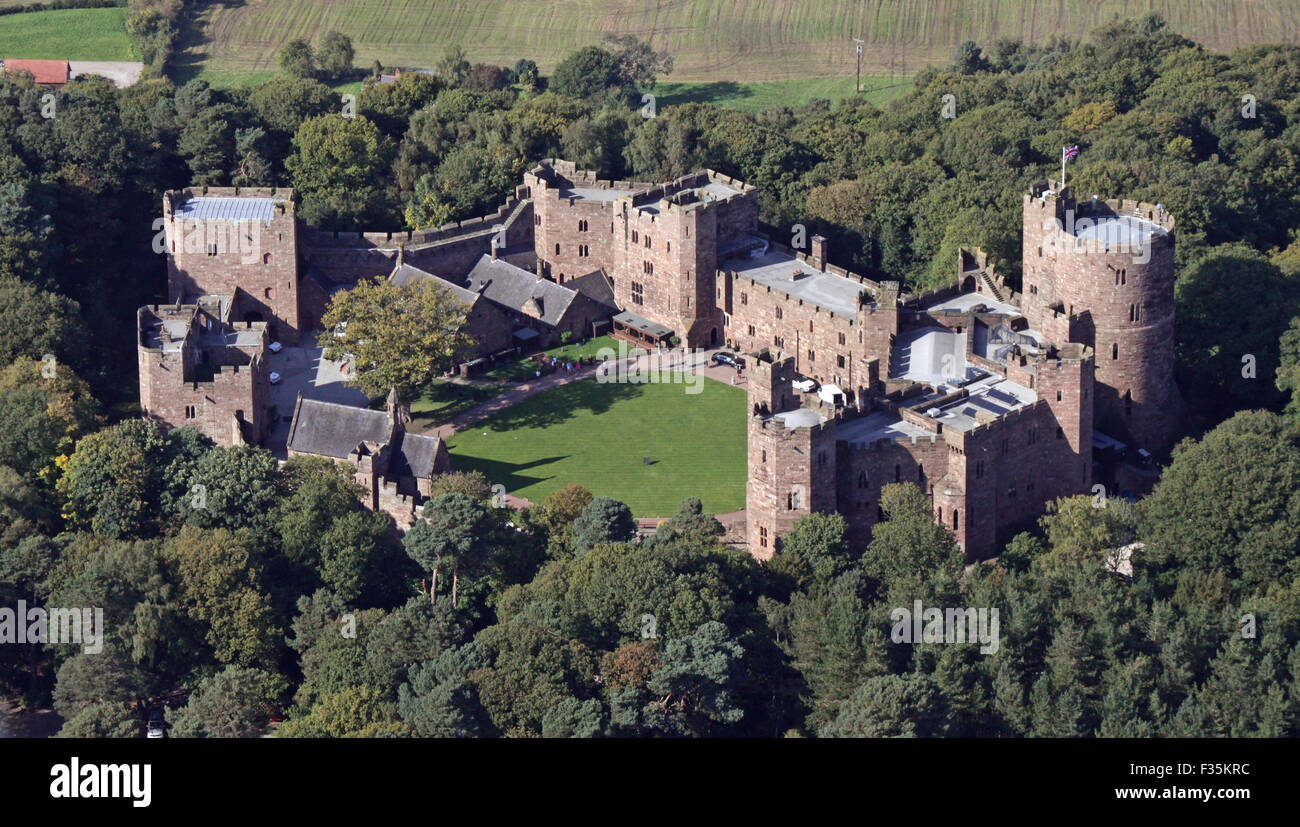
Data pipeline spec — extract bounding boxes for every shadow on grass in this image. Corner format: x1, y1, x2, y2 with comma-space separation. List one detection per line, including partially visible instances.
448, 453, 566, 494
656, 81, 752, 107
405, 382, 500, 425
476, 376, 646, 432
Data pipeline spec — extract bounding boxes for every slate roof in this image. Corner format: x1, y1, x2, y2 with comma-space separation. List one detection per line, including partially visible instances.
391, 431, 442, 479
388, 263, 481, 305
287, 398, 392, 460
174, 196, 277, 224
566, 269, 618, 310
464, 255, 578, 326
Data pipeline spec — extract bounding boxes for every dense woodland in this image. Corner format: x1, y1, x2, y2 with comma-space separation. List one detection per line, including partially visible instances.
2, 15, 1300, 736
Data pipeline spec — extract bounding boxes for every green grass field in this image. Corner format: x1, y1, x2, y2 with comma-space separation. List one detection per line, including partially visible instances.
0, 8, 135, 61
184, 0, 1299, 83
400, 381, 501, 427
447, 373, 746, 517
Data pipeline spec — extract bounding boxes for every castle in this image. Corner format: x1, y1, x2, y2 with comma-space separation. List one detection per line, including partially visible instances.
139, 160, 1175, 559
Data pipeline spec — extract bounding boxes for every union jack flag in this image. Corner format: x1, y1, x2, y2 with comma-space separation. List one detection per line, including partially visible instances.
1063, 145, 1080, 161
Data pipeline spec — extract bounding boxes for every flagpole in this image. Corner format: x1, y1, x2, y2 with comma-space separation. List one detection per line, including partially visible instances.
1061, 147, 1066, 191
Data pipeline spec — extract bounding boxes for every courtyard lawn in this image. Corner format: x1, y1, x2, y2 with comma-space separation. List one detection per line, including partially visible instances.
404, 381, 500, 427
483, 335, 624, 383
447, 372, 746, 517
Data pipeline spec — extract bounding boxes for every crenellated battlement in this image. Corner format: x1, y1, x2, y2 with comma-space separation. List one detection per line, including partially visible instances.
303, 185, 530, 250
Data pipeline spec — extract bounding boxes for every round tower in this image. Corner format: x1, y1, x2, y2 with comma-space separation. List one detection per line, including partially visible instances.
1026, 187, 1176, 450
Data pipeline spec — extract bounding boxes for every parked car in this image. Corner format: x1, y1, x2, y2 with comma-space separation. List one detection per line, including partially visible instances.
711, 351, 743, 369
146, 711, 166, 739
792, 377, 817, 393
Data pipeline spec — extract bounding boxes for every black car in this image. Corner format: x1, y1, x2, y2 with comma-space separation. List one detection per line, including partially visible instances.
711, 351, 743, 369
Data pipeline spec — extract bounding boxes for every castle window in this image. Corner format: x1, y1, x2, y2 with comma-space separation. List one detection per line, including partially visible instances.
975, 459, 984, 479
1121, 269, 1127, 285
643, 261, 653, 274
808, 349, 815, 363
775, 306, 783, 320
952, 510, 959, 530
787, 491, 799, 510
1056, 427, 1064, 439
857, 470, 868, 489
759, 526, 768, 547
555, 243, 561, 255
263, 253, 271, 265
1028, 428, 1037, 445
631, 282, 644, 306
1134, 303, 1141, 322
644, 235, 651, 249
207, 243, 217, 256
666, 242, 670, 252
1125, 390, 1132, 417
579, 245, 590, 257
774, 335, 785, 349
1037, 246, 1042, 257
578, 219, 588, 232
535, 215, 541, 226
632, 230, 638, 243
748, 325, 756, 337
184, 405, 196, 419
838, 332, 846, 346
762, 449, 766, 463
741, 292, 748, 305
808, 320, 813, 333
1056, 390, 1062, 401
1112, 343, 1118, 360
837, 354, 846, 369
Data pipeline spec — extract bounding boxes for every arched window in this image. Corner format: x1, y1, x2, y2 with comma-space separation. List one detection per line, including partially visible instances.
263, 253, 272, 265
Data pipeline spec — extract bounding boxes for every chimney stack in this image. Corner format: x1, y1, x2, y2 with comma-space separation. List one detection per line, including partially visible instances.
810, 235, 828, 271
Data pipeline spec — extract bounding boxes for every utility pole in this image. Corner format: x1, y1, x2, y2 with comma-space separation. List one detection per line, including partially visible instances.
853, 38, 865, 93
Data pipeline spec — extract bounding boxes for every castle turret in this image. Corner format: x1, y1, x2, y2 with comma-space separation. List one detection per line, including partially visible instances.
1021, 182, 1175, 449
745, 351, 837, 558
164, 187, 301, 343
